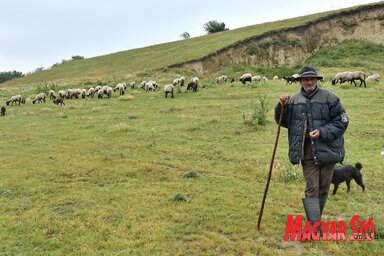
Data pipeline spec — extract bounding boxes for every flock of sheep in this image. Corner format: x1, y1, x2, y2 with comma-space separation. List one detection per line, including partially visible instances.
0, 76, 202, 115
331, 71, 380, 87
1, 71, 381, 117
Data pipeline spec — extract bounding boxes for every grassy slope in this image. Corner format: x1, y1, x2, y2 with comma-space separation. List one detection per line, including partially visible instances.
0, 78, 383, 254
3, 2, 382, 86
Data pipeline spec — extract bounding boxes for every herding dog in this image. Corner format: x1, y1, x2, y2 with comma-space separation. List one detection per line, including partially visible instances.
331, 162, 365, 195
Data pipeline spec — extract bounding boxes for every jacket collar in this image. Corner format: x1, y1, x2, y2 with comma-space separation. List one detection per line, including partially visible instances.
301, 85, 319, 99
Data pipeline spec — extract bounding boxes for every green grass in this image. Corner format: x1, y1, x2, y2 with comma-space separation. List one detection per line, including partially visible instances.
3, 1, 383, 86
0, 78, 383, 255
306, 39, 384, 71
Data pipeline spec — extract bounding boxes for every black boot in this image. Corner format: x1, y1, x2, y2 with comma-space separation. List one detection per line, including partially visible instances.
302, 197, 321, 241
319, 195, 328, 218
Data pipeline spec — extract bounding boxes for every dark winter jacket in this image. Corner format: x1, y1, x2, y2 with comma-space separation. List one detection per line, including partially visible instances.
275, 86, 349, 165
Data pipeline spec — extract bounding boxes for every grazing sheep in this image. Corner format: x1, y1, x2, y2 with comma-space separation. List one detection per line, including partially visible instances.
239, 73, 252, 84
164, 84, 174, 98
173, 78, 181, 86
58, 90, 66, 100
98, 89, 104, 99
141, 81, 147, 89
367, 74, 381, 82
48, 90, 56, 100
187, 77, 199, 92
172, 76, 186, 86
130, 81, 136, 89
143, 82, 155, 92
230, 78, 235, 83
86, 88, 95, 98
98, 86, 113, 97
1, 107, 5, 116
53, 98, 65, 106
106, 87, 113, 98
332, 71, 366, 87
262, 76, 268, 81
67, 89, 81, 99
73, 89, 82, 99
216, 75, 227, 84
113, 83, 126, 95
6, 95, 25, 106
350, 71, 367, 87
94, 85, 102, 92
273, 75, 279, 80
251, 75, 262, 82
32, 93, 46, 104
179, 76, 185, 86
331, 72, 351, 85
81, 89, 87, 99
148, 80, 158, 88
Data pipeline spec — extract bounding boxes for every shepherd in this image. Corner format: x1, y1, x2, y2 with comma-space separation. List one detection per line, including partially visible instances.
274, 66, 349, 237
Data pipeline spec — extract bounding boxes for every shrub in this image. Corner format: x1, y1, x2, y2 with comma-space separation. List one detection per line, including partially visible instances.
184, 171, 198, 179
35, 81, 59, 94
171, 193, 188, 202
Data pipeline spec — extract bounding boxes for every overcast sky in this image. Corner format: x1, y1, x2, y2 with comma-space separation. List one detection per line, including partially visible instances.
0, 0, 380, 73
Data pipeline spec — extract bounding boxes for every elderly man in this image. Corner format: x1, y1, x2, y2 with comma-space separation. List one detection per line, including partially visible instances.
275, 66, 349, 237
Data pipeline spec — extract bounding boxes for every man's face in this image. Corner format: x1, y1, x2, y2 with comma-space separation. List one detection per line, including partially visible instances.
300, 77, 317, 94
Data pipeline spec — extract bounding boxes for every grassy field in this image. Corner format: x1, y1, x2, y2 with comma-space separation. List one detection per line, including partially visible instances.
3, 2, 383, 86
0, 75, 383, 255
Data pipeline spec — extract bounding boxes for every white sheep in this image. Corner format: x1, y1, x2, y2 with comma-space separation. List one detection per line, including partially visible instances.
106, 87, 113, 98
97, 89, 104, 99
141, 81, 147, 89
94, 85, 102, 92
350, 71, 367, 87
179, 76, 185, 86
144, 82, 155, 92
173, 78, 181, 86
239, 73, 252, 84
332, 71, 366, 87
58, 90, 66, 100
87, 88, 95, 98
273, 76, 279, 80
6, 95, 25, 106
148, 80, 158, 88
367, 74, 381, 82
130, 81, 136, 89
113, 83, 126, 95
32, 93, 46, 104
251, 76, 262, 82
216, 75, 227, 84
332, 72, 351, 85
262, 76, 268, 81
48, 90, 56, 100
81, 89, 87, 99
164, 84, 175, 98
187, 77, 199, 92
68, 89, 82, 99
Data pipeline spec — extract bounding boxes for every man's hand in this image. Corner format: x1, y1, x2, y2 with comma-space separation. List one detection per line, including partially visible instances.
309, 129, 320, 139
279, 95, 290, 106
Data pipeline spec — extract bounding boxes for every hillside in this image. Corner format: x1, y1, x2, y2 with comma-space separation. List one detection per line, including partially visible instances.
3, 1, 384, 86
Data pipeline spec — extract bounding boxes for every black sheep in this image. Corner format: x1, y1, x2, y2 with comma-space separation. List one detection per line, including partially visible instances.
1, 107, 5, 116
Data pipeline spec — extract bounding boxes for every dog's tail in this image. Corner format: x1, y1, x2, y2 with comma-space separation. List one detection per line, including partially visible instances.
355, 162, 363, 171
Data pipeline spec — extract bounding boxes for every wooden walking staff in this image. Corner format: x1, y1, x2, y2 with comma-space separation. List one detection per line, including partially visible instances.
257, 103, 285, 230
